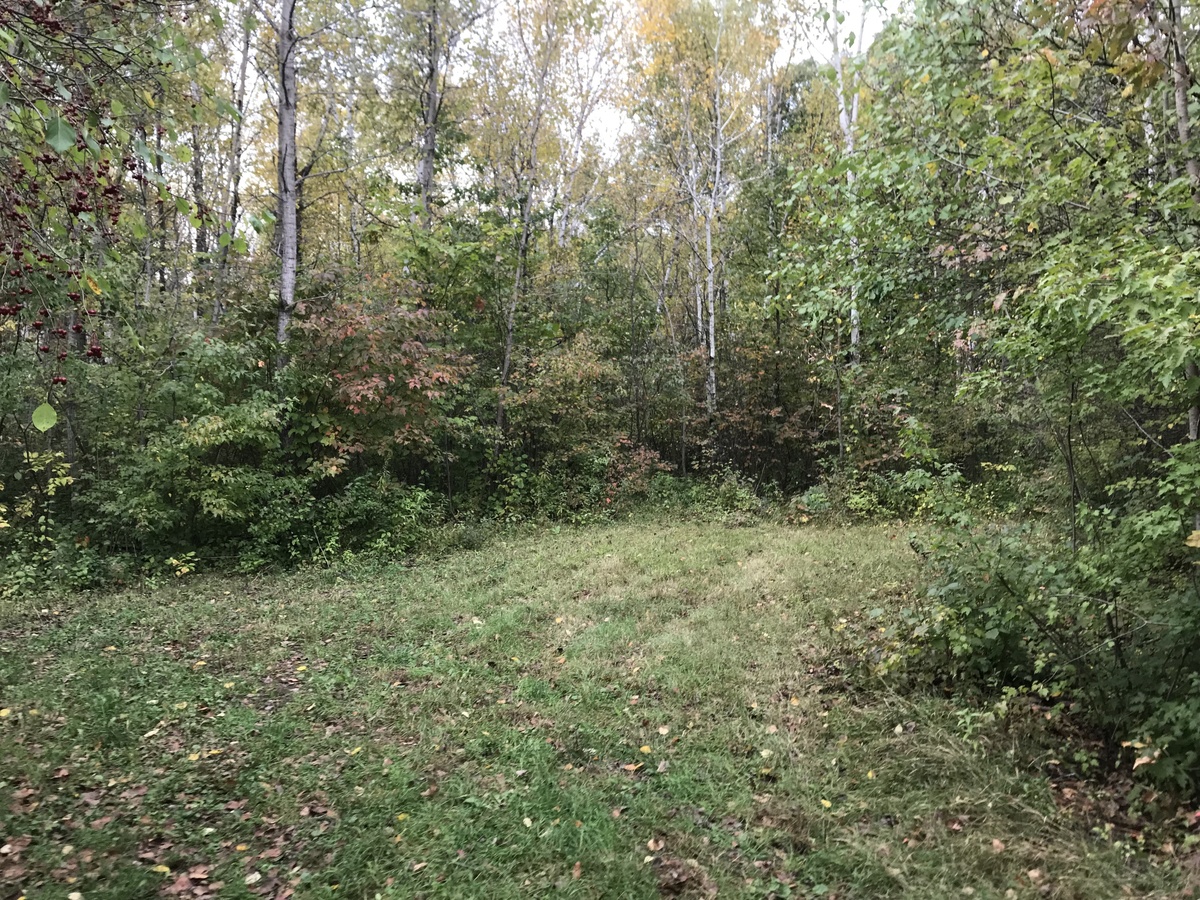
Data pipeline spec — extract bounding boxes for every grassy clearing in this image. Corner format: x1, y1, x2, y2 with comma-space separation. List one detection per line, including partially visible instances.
0, 520, 1183, 899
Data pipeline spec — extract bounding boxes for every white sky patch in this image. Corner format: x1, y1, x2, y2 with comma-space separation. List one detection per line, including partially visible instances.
586, 0, 901, 161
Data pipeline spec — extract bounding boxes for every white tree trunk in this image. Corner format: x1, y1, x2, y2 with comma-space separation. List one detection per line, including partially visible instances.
829, 0, 863, 365
1167, 0, 1199, 442
416, 0, 441, 226
275, 0, 299, 353
213, 10, 251, 323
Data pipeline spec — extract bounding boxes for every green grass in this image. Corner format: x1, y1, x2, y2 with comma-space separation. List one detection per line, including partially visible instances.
0, 520, 1183, 898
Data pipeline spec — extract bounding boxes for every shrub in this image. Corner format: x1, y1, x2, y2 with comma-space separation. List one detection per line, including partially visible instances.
900, 501, 1200, 793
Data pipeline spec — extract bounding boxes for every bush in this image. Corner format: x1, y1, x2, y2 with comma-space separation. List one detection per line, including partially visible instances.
320, 477, 445, 558
899, 502, 1200, 793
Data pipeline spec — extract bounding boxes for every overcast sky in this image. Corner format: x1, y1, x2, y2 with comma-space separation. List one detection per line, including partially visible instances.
588, 0, 902, 158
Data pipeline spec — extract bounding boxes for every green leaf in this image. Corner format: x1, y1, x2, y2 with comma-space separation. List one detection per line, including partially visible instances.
0, 82, 9, 107
32, 403, 58, 433
45, 115, 76, 153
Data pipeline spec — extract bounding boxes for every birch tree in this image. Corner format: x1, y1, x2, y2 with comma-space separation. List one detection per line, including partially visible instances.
821, 0, 865, 364
631, 0, 776, 416
273, 0, 300, 352
467, 0, 617, 432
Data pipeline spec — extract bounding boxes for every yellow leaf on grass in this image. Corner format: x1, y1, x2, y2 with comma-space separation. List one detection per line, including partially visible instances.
296, 665, 307, 672
867, 770, 876, 779
0, 709, 10, 717
1186, 530, 1200, 548
236, 844, 249, 851
188, 753, 200, 761
174, 702, 188, 710
349, 746, 363, 756
640, 745, 652, 754
820, 799, 832, 809
151, 865, 170, 873
396, 813, 410, 821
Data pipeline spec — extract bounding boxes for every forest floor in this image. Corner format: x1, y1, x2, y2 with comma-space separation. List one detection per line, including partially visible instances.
0, 520, 1188, 899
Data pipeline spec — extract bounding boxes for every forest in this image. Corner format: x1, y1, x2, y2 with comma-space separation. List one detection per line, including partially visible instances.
5, 0, 1200, 892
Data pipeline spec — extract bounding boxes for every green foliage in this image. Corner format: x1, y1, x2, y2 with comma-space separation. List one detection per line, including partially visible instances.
902, 499, 1200, 791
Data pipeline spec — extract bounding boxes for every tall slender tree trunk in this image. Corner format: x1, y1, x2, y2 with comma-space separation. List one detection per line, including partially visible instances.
154, 102, 166, 292
275, 0, 299, 356
189, 85, 208, 265
703, 205, 717, 416
830, 2, 863, 366
1169, 0, 1200, 188
703, 19, 724, 417
498, 196, 532, 433
1166, 0, 1200, 529
214, 11, 251, 323
417, 0, 441, 227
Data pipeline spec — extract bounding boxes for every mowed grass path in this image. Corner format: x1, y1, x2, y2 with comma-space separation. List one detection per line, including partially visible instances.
0, 521, 1182, 899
